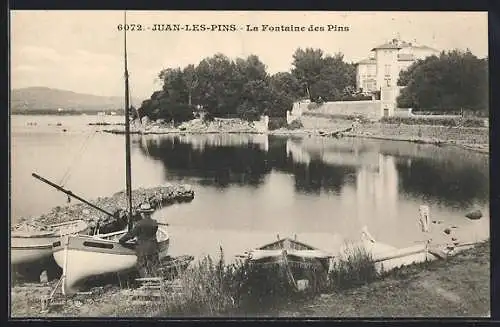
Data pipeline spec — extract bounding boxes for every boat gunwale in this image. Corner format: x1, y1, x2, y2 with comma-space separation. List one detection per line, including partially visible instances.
256, 237, 320, 251
52, 231, 170, 256
12, 219, 89, 238
12, 231, 57, 238
11, 244, 53, 250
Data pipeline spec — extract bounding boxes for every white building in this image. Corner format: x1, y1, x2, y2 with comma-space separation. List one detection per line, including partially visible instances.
356, 38, 439, 93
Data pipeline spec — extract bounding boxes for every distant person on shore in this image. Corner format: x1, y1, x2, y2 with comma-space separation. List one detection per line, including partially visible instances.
119, 202, 160, 278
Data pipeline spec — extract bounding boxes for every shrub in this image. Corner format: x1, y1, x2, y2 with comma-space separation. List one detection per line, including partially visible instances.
268, 117, 288, 130
287, 120, 303, 130
155, 248, 307, 316
461, 118, 487, 128
157, 249, 244, 316
327, 243, 378, 291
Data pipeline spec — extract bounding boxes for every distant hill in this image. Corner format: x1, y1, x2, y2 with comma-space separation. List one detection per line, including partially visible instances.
11, 87, 142, 112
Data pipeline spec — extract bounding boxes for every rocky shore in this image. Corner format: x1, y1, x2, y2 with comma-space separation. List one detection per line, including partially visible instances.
101, 118, 489, 155
13, 184, 195, 234
345, 122, 489, 154
272, 119, 489, 154
103, 118, 265, 135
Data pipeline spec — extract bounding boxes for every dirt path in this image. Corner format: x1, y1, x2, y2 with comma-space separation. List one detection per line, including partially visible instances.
270, 242, 490, 318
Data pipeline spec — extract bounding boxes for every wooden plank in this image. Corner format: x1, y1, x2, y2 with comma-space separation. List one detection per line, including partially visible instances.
140, 287, 162, 291
131, 300, 157, 305
14, 286, 51, 291
140, 283, 161, 287
131, 293, 162, 298
136, 277, 164, 282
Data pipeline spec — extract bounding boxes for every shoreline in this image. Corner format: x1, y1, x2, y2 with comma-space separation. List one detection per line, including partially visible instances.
12, 184, 195, 232
10, 240, 489, 318
101, 123, 489, 155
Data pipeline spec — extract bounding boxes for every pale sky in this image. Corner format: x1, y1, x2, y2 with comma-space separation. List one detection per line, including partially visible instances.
10, 11, 488, 102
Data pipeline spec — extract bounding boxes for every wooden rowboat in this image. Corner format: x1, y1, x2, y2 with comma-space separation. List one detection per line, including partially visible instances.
11, 219, 89, 268
239, 236, 333, 291
52, 226, 169, 295
358, 226, 478, 274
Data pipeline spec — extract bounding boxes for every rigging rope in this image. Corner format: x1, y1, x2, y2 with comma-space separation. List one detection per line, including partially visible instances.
58, 125, 99, 188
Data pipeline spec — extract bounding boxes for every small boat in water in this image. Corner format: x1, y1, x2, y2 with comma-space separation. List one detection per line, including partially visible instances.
52, 227, 169, 295
11, 219, 89, 276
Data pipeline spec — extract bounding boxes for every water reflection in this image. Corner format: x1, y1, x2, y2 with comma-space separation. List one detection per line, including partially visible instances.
356, 155, 399, 225
137, 134, 489, 210
138, 134, 271, 188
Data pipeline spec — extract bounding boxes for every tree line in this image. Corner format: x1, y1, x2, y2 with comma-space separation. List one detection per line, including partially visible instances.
397, 49, 488, 113
138, 47, 488, 123
138, 48, 359, 123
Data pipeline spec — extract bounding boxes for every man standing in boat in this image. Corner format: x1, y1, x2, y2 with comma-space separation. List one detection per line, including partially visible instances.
119, 202, 160, 278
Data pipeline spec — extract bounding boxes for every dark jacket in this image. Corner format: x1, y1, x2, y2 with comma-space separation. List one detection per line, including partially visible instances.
119, 217, 159, 256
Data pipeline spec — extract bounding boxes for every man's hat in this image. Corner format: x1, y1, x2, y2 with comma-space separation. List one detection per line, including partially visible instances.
138, 202, 154, 213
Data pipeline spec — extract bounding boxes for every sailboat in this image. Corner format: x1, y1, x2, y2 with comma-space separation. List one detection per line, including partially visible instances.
51, 12, 170, 296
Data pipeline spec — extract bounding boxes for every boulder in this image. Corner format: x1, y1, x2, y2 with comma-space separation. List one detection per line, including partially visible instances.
465, 210, 483, 220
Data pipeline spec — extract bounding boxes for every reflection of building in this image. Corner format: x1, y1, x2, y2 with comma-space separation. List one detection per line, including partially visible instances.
162, 134, 269, 152
355, 155, 398, 225
287, 138, 381, 170
286, 139, 311, 166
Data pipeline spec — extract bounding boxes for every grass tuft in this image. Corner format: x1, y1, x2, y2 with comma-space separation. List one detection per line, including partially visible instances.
327, 243, 378, 291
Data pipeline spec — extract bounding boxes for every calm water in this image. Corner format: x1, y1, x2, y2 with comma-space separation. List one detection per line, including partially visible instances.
11, 115, 490, 259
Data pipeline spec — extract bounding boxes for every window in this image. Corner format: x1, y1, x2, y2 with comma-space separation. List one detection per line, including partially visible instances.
384, 64, 391, 76
386, 79, 391, 87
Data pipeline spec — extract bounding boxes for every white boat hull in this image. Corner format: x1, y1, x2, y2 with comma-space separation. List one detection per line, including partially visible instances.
53, 227, 169, 295
11, 220, 89, 267
370, 243, 432, 273
11, 245, 54, 266
11, 236, 58, 266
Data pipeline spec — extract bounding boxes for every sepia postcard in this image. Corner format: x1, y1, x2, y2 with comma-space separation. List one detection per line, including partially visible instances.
9, 10, 489, 319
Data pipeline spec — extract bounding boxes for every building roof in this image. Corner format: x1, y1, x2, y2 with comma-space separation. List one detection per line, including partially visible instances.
371, 38, 438, 53
397, 53, 415, 61
399, 41, 413, 48
371, 42, 402, 51
411, 45, 439, 52
356, 58, 376, 65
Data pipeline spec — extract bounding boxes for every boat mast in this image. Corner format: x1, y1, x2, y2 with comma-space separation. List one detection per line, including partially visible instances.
123, 11, 133, 230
